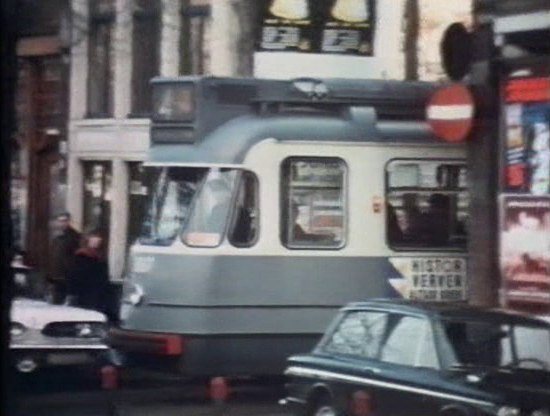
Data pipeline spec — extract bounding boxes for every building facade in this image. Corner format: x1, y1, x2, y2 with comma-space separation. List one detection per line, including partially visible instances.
12, 0, 71, 271
66, 0, 258, 280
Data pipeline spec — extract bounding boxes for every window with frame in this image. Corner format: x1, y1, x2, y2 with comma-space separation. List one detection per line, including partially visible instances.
380, 314, 438, 368
179, 1, 210, 75
82, 161, 112, 240
281, 158, 346, 249
131, 0, 161, 116
228, 171, 259, 247
87, 0, 114, 118
386, 160, 468, 250
127, 162, 149, 247
323, 311, 388, 359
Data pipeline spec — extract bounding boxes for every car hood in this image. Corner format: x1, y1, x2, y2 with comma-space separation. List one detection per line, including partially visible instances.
11, 298, 107, 329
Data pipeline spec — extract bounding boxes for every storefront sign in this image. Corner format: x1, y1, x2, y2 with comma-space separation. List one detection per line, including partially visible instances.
502, 74, 550, 194
258, 0, 375, 55
389, 257, 468, 301
499, 195, 550, 307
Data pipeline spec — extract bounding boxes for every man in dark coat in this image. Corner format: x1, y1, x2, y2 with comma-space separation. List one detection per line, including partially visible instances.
49, 212, 81, 304
67, 229, 110, 315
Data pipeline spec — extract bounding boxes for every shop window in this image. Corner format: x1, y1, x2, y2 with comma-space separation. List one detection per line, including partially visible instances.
131, 0, 161, 116
228, 171, 259, 247
386, 160, 468, 250
87, 0, 114, 118
179, 1, 210, 75
281, 158, 346, 249
82, 161, 112, 239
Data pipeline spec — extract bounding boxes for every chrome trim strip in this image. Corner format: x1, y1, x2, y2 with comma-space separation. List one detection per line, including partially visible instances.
285, 396, 307, 405
10, 344, 109, 350
285, 366, 493, 407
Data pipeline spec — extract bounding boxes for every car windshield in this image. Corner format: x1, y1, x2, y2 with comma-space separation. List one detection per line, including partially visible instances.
139, 167, 206, 246
441, 318, 550, 371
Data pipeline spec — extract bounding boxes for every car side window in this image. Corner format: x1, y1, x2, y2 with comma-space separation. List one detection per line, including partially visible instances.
323, 311, 388, 359
380, 314, 438, 368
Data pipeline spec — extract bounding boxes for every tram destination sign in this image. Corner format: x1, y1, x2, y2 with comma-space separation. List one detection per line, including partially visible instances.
257, 0, 375, 55
389, 257, 468, 301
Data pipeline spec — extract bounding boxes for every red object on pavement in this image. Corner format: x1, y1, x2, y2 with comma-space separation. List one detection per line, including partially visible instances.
426, 83, 475, 143
101, 365, 119, 390
209, 376, 230, 402
350, 390, 374, 416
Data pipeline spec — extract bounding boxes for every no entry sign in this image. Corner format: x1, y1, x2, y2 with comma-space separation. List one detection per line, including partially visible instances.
426, 84, 475, 142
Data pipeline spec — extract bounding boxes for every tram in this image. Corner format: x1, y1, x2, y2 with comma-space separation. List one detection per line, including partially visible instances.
110, 76, 469, 376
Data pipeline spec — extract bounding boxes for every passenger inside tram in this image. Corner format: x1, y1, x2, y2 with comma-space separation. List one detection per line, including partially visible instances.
290, 204, 335, 244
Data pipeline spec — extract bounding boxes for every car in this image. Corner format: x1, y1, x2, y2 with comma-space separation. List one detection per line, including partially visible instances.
9, 258, 110, 374
282, 299, 550, 416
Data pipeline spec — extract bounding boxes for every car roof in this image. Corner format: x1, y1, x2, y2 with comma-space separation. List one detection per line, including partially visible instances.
343, 299, 550, 327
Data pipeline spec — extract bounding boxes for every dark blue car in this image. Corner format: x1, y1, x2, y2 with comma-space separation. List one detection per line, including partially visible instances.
283, 299, 550, 416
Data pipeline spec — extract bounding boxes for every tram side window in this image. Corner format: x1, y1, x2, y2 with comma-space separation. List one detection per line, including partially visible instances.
386, 160, 468, 250
228, 171, 259, 247
281, 158, 346, 249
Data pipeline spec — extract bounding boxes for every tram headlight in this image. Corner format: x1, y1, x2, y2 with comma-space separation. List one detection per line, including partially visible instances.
122, 283, 144, 306
152, 83, 195, 122
10, 322, 27, 338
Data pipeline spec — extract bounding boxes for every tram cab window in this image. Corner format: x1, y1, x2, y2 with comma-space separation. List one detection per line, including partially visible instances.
281, 158, 346, 249
386, 160, 468, 250
228, 171, 259, 247
183, 169, 239, 247
139, 167, 205, 246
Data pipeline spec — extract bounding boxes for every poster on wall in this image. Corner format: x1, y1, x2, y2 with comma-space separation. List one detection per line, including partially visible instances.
502, 75, 550, 194
499, 195, 550, 307
257, 0, 375, 55
319, 0, 375, 55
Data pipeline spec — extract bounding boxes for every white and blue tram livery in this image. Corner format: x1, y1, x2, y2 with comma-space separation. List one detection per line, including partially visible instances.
111, 77, 469, 376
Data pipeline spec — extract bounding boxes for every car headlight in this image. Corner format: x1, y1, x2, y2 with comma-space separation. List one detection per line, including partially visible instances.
498, 406, 520, 416
75, 323, 107, 339
10, 322, 26, 337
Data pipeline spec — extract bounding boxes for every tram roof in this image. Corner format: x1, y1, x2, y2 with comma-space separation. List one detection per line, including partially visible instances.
147, 76, 455, 166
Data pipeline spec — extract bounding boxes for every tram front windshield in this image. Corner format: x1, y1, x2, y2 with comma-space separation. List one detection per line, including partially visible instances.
139, 167, 238, 247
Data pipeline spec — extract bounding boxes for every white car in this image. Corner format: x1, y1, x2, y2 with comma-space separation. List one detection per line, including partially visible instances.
10, 261, 110, 373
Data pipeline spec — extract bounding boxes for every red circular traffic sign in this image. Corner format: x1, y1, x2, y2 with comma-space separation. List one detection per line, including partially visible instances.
426, 84, 475, 143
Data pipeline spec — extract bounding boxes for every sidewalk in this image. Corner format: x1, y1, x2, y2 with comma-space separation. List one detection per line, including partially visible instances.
16, 379, 290, 416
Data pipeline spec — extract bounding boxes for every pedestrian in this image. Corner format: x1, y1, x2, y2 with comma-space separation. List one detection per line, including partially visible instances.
48, 212, 81, 304
67, 229, 110, 315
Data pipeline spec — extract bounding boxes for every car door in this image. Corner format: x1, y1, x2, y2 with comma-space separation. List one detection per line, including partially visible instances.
373, 312, 446, 416
317, 309, 391, 415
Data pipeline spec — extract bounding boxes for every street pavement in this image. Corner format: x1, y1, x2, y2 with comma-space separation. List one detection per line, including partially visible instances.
13, 368, 291, 416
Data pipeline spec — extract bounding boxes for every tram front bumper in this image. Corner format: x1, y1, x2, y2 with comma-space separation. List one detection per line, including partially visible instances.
108, 327, 184, 356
